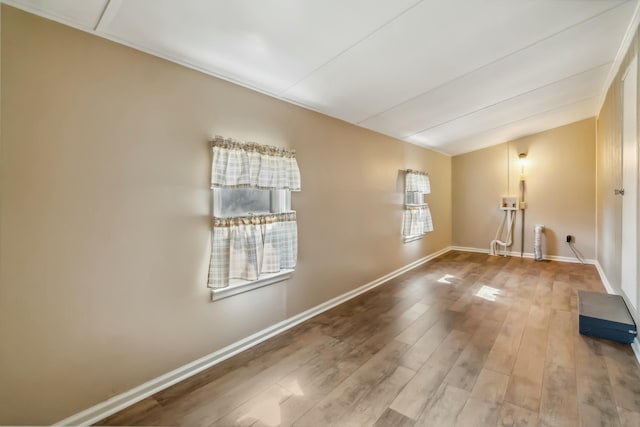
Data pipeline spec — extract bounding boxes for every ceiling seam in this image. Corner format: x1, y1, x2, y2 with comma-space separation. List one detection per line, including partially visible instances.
93, 0, 112, 31
357, 1, 631, 125
275, 0, 425, 96
433, 95, 600, 154
402, 61, 613, 140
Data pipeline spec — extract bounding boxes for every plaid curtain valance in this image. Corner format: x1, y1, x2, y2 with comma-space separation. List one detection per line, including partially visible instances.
402, 205, 433, 237
208, 212, 298, 289
211, 136, 301, 191
405, 170, 431, 194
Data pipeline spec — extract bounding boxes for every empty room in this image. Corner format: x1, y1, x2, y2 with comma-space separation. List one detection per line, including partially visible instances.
2, 1, 640, 426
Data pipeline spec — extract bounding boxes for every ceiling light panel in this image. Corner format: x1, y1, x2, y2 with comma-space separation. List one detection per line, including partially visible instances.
417, 97, 598, 155
281, 0, 626, 124
408, 65, 608, 147
361, 2, 633, 139
97, 0, 420, 94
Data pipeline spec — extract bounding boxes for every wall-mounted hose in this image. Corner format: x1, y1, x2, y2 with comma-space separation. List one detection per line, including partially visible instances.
490, 210, 516, 256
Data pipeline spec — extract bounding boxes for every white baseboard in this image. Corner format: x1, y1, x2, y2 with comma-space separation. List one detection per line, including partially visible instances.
594, 260, 617, 295
55, 246, 452, 426
449, 246, 490, 254
632, 338, 640, 366
449, 246, 596, 265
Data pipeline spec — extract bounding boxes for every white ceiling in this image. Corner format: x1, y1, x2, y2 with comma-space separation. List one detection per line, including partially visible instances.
5, 0, 640, 155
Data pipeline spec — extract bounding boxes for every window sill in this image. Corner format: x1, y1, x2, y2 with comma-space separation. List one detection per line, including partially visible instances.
210, 270, 293, 301
403, 234, 426, 243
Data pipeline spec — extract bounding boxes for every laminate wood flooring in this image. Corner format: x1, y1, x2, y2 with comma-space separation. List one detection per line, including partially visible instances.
98, 251, 640, 426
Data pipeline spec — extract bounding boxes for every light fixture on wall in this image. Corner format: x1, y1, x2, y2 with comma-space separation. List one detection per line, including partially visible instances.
518, 152, 527, 181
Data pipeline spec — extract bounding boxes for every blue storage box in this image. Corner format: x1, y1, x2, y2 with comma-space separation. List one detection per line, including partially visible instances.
578, 290, 637, 344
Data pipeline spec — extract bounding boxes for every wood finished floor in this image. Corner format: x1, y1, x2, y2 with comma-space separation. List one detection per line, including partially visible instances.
99, 251, 640, 427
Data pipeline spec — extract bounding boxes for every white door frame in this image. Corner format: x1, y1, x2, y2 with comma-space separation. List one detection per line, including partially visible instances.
621, 55, 638, 315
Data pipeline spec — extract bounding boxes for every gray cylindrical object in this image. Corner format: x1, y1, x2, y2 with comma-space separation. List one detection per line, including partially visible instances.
534, 224, 545, 261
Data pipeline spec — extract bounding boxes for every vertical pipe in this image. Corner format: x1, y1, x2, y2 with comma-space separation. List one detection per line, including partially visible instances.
520, 179, 526, 257
521, 211, 525, 256
507, 143, 510, 195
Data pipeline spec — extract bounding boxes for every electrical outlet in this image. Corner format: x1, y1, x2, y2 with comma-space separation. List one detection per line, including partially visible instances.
566, 235, 573, 243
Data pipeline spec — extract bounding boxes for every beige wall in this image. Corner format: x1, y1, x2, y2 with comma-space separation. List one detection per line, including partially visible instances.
452, 143, 509, 250
596, 27, 639, 320
453, 119, 596, 260
0, 7, 451, 424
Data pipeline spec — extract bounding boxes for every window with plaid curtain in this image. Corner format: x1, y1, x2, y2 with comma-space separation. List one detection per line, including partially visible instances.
208, 137, 301, 289
403, 170, 433, 240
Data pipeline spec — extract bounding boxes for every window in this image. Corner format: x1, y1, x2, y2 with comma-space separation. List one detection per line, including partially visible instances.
402, 170, 433, 242
208, 136, 301, 300
213, 188, 290, 217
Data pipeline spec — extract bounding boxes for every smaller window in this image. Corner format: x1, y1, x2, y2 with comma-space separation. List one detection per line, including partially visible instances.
403, 170, 433, 242
405, 191, 424, 206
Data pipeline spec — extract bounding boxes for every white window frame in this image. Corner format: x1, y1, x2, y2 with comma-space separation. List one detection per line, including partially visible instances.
403, 233, 426, 243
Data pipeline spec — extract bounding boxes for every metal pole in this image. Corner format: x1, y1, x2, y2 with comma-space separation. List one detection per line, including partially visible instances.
520, 179, 525, 257
521, 210, 525, 257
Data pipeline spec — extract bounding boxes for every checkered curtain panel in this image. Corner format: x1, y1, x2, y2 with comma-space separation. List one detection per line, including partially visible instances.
261, 217, 298, 273
211, 136, 301, 191
402, 205, 434, 237
208, 213, 298, 289
405, 170, 431, 194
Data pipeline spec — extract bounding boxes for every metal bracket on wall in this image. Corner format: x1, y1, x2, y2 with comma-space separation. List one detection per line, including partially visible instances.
614, 188, 626, 196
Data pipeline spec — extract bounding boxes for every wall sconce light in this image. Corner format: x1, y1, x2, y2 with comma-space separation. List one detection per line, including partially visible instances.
518, 153, 527, 181
518, 152, 527, 167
